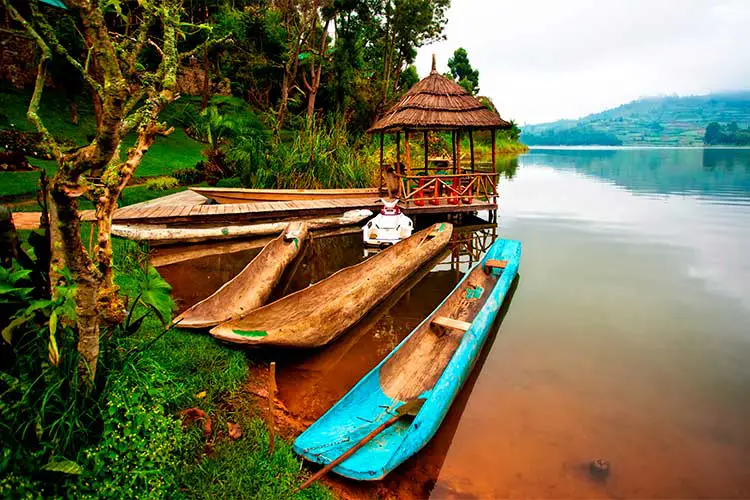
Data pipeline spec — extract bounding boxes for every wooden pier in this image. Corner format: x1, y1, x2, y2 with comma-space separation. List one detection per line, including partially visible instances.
11, 188, 496, 230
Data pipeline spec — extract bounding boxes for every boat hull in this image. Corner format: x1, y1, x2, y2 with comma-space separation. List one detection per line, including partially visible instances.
112, 209, 372, 246
172, 222, 309, 329
209, 223, 453, 348
293, 238, 521, 480
190, 187, 380, 204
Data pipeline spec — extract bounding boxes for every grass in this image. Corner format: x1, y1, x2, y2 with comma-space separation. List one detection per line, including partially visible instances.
1, 87, 204, 202
110, 239, 330, 499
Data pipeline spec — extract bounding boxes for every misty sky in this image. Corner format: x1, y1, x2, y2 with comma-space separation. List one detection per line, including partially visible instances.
415, 0, 750, 125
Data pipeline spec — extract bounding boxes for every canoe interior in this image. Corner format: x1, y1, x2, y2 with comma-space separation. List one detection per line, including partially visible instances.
294, 238, 522, 480
209, 223, 452, 348
378, 262, 497, 401
172, 222, 308, 328
191, 187, 380, 203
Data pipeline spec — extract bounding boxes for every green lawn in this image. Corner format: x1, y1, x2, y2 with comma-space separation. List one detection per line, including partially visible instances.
1, 86, 204, 202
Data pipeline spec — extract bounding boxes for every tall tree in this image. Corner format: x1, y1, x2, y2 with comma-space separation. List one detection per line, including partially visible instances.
3, 0, 226, 384
448, 47, 479, 95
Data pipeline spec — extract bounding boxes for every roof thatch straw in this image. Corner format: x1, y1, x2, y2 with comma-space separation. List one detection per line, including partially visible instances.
368, 56, 511, 133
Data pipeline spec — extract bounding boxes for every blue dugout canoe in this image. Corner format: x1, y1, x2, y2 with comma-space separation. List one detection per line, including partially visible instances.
294, 238, 522, 480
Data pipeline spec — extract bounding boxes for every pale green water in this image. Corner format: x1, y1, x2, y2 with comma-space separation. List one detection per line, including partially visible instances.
431, 148, 750, 498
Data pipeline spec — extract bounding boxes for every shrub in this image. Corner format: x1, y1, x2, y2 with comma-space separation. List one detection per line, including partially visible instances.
173, 167, 205, 185
143, 176, 179, 191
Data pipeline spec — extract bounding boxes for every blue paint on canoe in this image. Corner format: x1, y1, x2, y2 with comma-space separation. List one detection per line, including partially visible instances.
294, 238, 522, 480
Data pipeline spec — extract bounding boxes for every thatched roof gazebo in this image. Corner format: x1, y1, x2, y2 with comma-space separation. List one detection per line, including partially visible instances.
368, 55, 511, 207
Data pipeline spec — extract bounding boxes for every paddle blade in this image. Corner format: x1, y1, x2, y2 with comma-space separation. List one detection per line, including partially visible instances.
396, 398, 426, 417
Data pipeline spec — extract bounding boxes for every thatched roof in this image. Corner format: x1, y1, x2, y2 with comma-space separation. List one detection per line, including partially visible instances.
368, 56, 511, 133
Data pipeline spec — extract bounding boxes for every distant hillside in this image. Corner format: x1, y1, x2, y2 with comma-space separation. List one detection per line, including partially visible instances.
522, 91, 750, 146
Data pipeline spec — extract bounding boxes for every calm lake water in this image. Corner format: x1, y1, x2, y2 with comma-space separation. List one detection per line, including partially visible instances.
160, 147, 750, 499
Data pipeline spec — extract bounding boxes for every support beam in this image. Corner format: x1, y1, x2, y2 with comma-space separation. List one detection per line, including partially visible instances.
491, 129, 496, 174
469, 129, 475, 173
456, 130, 461, 174
423, 130, 428, 174
451, 130, 457, 174
404, 130, 411, 177
432, 316, 471, 332
396, 131, 401, 168
379, 133, 384, 192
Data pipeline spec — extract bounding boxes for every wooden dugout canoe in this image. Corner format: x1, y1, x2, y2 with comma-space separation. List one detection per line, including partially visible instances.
209, 222, 453, 348
293, 238, 521, 480
111, 209, 372, 246
190, 187, 380, 204
172, 222, 309, 329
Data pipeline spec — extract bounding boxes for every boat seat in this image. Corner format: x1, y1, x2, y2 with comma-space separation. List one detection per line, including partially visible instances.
432, 316, 471, 332
484, 259, 508, 274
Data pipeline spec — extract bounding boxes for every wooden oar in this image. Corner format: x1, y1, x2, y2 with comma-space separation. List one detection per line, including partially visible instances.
296, 398, 426, 492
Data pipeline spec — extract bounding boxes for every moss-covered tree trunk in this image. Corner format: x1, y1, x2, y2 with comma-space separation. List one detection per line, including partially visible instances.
4, 0, 197, 385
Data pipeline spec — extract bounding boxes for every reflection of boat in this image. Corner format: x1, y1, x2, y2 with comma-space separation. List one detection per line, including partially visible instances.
190, 187, 380, 204
362, 199, 413, 246
113, 209, 371, 246
172, 222, 308, 329
209, 223, 453, 348
294, 238, 521, 480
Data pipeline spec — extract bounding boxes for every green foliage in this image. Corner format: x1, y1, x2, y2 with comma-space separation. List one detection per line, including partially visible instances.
522, 126, 623, 146
69, 361, 187, 499
143, 176, 180, 191
258, 121, 375, 189
523, 91, 750, 146
182, 418, 333, 500
704, 121, 750, 145
448, 47, 480, 95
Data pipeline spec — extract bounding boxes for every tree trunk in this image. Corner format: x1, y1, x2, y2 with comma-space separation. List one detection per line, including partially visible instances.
200, 45, 210, 111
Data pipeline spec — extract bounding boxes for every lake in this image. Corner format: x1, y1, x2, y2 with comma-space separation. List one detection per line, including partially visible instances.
160, 147, 750, 499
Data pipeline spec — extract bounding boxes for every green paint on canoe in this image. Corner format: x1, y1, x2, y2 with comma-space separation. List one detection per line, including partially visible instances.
232, 330, 268, 337
465, 286, 484, 299
221, 227, 230, 235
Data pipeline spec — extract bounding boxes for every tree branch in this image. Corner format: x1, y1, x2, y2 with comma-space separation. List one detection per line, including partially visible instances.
29, 0, 104, 97
3, 0, 61, 160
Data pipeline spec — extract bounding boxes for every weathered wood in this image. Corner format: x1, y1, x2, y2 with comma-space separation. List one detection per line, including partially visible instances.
404, 130, 411, 177
431, 316, 471, 332
190, 187, 379, 204
293, 240, 523, 481
171, 222, 309, 329
469, 129, 475, 173
456, 130, 461, 173
396, 131, 401, 167
485, 258, 508, 270
112, 209, 371, 246
491, 129, 496, 174
210, 223, 454, 348
379, 133, 385, 192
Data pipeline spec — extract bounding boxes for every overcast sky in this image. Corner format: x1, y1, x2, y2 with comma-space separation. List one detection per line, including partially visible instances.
415, 0, 750, 125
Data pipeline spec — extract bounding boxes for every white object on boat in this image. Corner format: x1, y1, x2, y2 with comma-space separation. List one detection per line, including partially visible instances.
362, 199, 413, 246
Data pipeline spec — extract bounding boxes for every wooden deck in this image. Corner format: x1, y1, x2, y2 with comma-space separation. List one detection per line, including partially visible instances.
12, 188, 496, 229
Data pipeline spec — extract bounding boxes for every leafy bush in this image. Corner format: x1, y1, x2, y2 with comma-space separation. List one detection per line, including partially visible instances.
143, 176, 180, 191
173, 167, 205, 185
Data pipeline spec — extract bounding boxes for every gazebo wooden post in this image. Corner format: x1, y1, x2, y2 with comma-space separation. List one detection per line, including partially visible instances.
423, 131, 428, 174
404, 130, 411, 177
491, 129, 496, 174
469, 129, 475, 173
379, 133, 384, 192
456, 130, 461, 173
451, 130, 457, 175
396, 131, 401, 166
491, 129, 497, 203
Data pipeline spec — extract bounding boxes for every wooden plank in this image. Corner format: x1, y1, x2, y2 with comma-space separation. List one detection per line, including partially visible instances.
432, 316, 471, 332
485, 259, 508, 270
